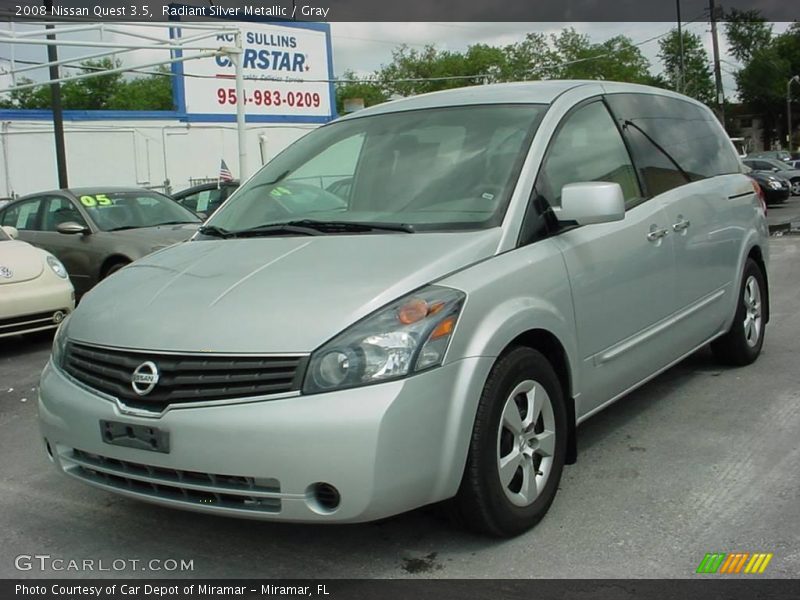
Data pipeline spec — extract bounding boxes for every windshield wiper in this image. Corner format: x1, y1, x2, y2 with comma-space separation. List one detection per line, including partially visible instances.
282, 219, 415, 233
230, 222, 323, 237
106, 225, 142, 232
197, 224, 233, 238
205, 219, 416, 239
150, 220, 200, 226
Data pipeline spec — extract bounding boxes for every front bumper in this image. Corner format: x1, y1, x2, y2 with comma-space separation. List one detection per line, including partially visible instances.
0, 277, 74, 338
38, 355, 493, 523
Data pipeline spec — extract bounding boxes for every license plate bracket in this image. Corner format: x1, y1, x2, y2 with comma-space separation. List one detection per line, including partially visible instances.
100, 420, 170, 454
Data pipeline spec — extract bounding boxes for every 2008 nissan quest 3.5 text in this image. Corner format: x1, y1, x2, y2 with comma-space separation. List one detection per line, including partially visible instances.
38, 81, 769, 537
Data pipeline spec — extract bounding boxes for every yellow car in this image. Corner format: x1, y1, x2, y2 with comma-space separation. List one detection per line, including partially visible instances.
0, 225, 75, 339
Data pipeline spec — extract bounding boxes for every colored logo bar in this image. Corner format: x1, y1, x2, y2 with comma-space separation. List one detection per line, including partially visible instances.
696, 553, 773, 574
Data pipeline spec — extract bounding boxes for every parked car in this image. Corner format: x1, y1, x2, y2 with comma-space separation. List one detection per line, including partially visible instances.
172, 181, 239, 218
742, 157, 800, 195
0, 225, 74, 338
746, 150, 792, 163
39, 81, 769, 537
0, 188, 201, 296
747, 170, 791, 204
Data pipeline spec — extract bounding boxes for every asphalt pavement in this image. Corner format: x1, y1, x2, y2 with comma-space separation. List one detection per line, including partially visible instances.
767, 194, 800, 232
1, 237, 798, 579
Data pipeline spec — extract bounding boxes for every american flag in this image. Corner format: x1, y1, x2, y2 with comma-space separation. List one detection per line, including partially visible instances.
219, 159, 234, 182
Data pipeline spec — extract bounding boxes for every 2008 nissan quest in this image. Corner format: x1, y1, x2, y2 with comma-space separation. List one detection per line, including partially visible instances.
39, 81, 769, 537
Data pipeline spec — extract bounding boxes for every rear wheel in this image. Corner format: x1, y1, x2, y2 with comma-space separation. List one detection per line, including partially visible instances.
453, 347, 567, 537
711, 258, 766, 365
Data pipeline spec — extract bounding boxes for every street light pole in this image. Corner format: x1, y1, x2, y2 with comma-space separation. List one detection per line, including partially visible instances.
788, 75, 800, 152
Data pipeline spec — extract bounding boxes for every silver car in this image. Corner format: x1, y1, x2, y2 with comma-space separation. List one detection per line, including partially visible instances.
38, 81, 769, 537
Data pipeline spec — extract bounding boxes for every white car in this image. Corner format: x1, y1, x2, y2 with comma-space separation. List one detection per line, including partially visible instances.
0, 225, 75, 338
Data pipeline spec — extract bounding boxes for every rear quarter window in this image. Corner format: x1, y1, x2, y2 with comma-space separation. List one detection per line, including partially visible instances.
605, 93, 741, 196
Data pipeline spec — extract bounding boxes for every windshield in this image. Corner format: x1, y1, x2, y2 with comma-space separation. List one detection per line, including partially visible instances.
207, 104, 545, 234
77, 191, 201, 232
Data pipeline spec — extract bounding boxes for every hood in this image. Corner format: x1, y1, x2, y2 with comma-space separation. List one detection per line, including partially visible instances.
0, 240, 44, 284
69, 230, 501, 353
108, 223, 199, 248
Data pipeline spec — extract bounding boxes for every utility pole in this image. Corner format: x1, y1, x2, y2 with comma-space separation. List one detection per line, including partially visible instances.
789, 76, 799, 152
709, 0, 726, 128
676, 0, 685, 94
43, 0, 68, 188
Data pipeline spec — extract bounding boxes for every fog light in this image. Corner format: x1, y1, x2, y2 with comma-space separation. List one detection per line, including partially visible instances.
305, 482, 341, 513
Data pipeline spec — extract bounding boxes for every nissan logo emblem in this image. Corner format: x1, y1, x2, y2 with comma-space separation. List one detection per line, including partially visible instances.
131, 361, 160, 396
0, 265, 11, 279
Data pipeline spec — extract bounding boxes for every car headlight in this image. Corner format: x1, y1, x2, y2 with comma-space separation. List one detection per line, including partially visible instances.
303, 285, 465, 394
768, 181, 782, 190
51, 315, 70, 369
46, 255, 68, 279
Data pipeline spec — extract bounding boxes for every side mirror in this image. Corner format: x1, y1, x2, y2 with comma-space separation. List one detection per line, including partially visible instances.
771, 167, 779, 172
196, 212, 208, 220
555, 182, 626, 226
1, 225, 18, 239
56, 221, 90, 235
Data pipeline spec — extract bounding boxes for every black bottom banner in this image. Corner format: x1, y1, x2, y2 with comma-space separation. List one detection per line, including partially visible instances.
4, 579, 800, 600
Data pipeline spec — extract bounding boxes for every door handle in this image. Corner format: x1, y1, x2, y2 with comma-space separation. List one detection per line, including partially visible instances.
672, 216, 691, 231
646, 226, 669, 242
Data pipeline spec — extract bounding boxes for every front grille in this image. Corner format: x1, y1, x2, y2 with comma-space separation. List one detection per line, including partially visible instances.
63, 342, 307, 412
0, 309, 66, 335
65, 449, 282, 513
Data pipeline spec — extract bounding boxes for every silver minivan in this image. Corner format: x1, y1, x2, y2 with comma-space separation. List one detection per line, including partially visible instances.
39, 81, 769, 537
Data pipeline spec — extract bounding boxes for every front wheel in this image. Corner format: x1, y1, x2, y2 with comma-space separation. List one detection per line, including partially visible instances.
791, 179, 800, 196
711, 258, 766, 365
454, 347, 567, 537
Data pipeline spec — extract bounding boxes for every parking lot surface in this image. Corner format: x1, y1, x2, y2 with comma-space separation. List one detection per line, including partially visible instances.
1, 237, 798, 579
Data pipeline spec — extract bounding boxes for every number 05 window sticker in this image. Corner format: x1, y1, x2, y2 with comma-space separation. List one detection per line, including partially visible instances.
79, 194, 113, 207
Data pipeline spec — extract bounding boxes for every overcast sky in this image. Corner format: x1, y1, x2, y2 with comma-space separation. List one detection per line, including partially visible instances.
0, 21, 793, 101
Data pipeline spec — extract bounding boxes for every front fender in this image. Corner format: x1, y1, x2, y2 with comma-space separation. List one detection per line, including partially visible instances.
441, 238, 580, 398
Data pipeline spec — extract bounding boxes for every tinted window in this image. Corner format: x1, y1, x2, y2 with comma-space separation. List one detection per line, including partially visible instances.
536, 101, 641, 209
75, 191, 200, 231
1, 198, 42, 230
209, 104, 546, 233
42, 196, 87, 231
605, 93, 741, 196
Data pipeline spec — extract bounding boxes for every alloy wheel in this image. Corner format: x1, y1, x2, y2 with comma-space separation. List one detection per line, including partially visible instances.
496, 379, 556, 507
743, 275, 763, 348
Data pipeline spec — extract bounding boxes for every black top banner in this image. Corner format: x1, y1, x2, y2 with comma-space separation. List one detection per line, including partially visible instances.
0, 0, 797, 22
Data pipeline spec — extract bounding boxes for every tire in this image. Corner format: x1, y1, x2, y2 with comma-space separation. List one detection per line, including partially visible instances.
453, 347, 567, 537
792, 179, 800, 197
711, 258, 766, 366
102, 260, 129, 279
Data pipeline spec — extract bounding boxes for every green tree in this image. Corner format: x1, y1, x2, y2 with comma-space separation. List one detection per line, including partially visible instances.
658, 29, 715, 105
335, 69, 389, 114
108, 66, 174, 111
0, 59, 173, 111
546, 29, 652, 83
0, 77, 52, 109
733, 24, 800, 147
724, 9, 773, 64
